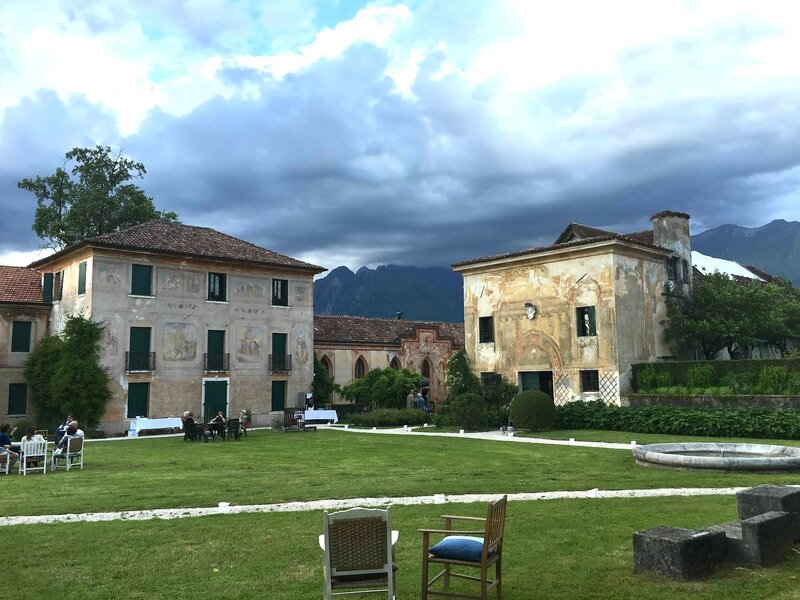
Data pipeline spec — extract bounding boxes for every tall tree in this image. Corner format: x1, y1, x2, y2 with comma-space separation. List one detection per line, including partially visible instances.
445, 349, 481, 401
19, 145, 178, 249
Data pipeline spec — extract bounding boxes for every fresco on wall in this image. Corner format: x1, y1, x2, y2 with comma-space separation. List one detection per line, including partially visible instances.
295, 328, 310, 366
236, 326, 263, 362
295, 284, 308, 303
160, 271, 201, 295
232, 278, 266, 298
101, 327, 118, 357
163, 323, 197, 361
96, 266, 122, 289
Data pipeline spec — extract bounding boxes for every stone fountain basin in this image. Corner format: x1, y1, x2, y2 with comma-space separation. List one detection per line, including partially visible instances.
632, 442, 800, 472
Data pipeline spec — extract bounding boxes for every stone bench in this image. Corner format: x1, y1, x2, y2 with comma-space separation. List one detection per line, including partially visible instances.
707, 511, 794, 566
737, 484, 800, 542
633, 526, 726, 580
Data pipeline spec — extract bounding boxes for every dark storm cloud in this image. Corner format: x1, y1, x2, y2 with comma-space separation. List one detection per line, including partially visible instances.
2, 28, 800, 268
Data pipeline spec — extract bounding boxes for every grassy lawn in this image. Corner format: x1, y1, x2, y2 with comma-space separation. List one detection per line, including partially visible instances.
3, 429, 800, 599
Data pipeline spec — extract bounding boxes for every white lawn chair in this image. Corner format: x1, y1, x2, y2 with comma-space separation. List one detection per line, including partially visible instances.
51, 435, 84, 471
0, 449, 11, 475
18, 439, 48, 475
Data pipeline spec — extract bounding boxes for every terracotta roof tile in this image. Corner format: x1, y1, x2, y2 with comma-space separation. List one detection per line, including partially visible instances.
30, 221, 326, 273
0, 266, 47, 304
314, 314, 464, 348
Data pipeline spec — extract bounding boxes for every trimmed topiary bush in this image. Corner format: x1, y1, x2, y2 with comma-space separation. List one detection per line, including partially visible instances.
449, 392, 487, 430
510, 390, 555, 431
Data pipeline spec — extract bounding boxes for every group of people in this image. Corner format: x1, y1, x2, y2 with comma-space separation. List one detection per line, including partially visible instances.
406, 389, 434, 414
0, 415, 84, 473
182, 409, 248, 439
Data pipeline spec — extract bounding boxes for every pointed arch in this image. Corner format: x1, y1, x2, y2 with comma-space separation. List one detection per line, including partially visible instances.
421, 358, 431, 379
390, 356, 401, 370
354, 356, 367, 379
321, 354, 333, 378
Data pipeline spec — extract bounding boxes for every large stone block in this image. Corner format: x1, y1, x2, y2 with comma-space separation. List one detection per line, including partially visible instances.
740, 511, 794, 566
737, 485, 800, 541
633, 526, 726, 581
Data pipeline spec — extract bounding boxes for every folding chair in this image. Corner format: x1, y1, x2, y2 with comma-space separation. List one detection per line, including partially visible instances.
420, 496, 507, 599
18, 439, 48, 475
52, 435, 84, 471
321, 507, 397, 599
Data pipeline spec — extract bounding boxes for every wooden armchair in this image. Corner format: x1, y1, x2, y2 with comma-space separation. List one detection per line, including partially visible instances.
321, 507, 397, 599
419, 495, 507, 599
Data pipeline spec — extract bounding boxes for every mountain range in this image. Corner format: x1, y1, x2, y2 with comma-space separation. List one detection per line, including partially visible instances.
313, 219, 800, 323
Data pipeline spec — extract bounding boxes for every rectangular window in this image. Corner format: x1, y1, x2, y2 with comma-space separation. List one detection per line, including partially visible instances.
8, 383, 27, 415
11, 321, 32, 352
131, 264, 153, 296
271, 278, 289, 306
478, 316, 494, 343
681, 259, 690, 284
54, 271, 64, 301
666, 257, 678, 282
206, 330, 226, 371
208, 272, 227, 302
78, 261, 87, 294
576, 306, 597, 337
580, 370, 600, 393
481, 372, 501, 386
127, 382, 149, 418
128, 327, 152, 371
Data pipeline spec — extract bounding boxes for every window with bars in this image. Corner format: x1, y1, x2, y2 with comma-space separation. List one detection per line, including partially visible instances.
11, 321, 32, 352
8, 383, 27, 415
208, 272, 227, 302
580, 370, 600, 392
272, 278, 289, 306
78, 261, 87, 294
131, 264, 153, 296
478, 316, 494, 343
576, 306, 597, 337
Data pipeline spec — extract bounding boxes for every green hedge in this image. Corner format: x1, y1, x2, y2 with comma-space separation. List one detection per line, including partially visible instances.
633, 359, 800, 390
554, 401, 800, 440
347, 408, 429, 427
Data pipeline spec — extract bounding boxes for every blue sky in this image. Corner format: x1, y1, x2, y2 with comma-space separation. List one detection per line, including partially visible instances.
1, 0, 799, 271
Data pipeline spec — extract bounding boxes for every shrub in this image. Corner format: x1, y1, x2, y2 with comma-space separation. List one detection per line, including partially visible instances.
510, 391, 555, 431
637, 364, 673, 392
757, 366, 790, 395
554, 400, 800, 440
432, 404, 455, 427
271, 417, 283, 431
687, 364, 716, 388
348, 408, 428, 428
448, 392, 487, 430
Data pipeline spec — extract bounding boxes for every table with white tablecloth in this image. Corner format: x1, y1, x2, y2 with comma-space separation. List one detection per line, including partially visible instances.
303, 410, 339, 424
128, 417, 184, 437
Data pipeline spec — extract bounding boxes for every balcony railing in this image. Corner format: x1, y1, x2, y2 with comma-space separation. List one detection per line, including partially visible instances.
126, 351, 155, 373
204, 352, 230, 372
269, 353, 292, 373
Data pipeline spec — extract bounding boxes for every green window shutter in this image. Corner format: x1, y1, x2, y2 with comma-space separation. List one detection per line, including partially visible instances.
54, 271, 64, 300
8, 383, 27, 415
588, 306, 597, 336
78, 261, 87, 294
129, 327, 152, 371
270, 380, 286, 411
272, 279, 288, 306
131, 264, 153, 295
207, 330, 226, 370
272, 333, 287, 370
11, 321, 32, 352
208, 273, 227, 301
42, 273, 53, 303
127, 383, 149, 418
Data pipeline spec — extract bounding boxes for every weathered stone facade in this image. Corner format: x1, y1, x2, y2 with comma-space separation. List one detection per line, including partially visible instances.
453, 212, 691, 404
29, 221, 325, 433
314, 315, 464, 407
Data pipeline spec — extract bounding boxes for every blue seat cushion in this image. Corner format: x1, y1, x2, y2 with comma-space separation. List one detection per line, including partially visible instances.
429, 536, 484, 562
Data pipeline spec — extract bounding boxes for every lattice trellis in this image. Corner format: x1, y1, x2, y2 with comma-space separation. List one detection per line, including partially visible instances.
599, 372, 619, 405
554, 373, 572, 406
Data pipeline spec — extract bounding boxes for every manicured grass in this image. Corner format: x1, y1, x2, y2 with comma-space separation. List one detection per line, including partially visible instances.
4, 429, 800, 598
2, 429, 800, 518
4, 496, 799, 599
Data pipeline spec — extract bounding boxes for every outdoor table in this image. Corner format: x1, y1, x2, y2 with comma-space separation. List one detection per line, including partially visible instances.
128, 417, 184, 437
304, 410, 339, 424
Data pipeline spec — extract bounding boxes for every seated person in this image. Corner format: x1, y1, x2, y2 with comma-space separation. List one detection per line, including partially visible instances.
20, 426, 46, 467
0, 423, 19, 471
209, 411, 227, 437
55, 414, 74, 444
182, 411, 195, 425
239, 409, 248, 432
52, 421, 84, 463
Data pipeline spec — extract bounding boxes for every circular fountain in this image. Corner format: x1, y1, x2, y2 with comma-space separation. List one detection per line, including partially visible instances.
632, 442, 800, 472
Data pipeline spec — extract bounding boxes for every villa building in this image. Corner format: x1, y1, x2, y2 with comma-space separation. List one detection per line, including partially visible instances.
452, 211, 692, 405
313, 315, 464, 407
27, 221, 325, 433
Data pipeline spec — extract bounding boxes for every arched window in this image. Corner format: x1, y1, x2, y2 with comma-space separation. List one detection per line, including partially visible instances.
421, 359, 431, 379
321, 355, 333, 376
354, 356, 367, 379
390, 356, 401, 370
